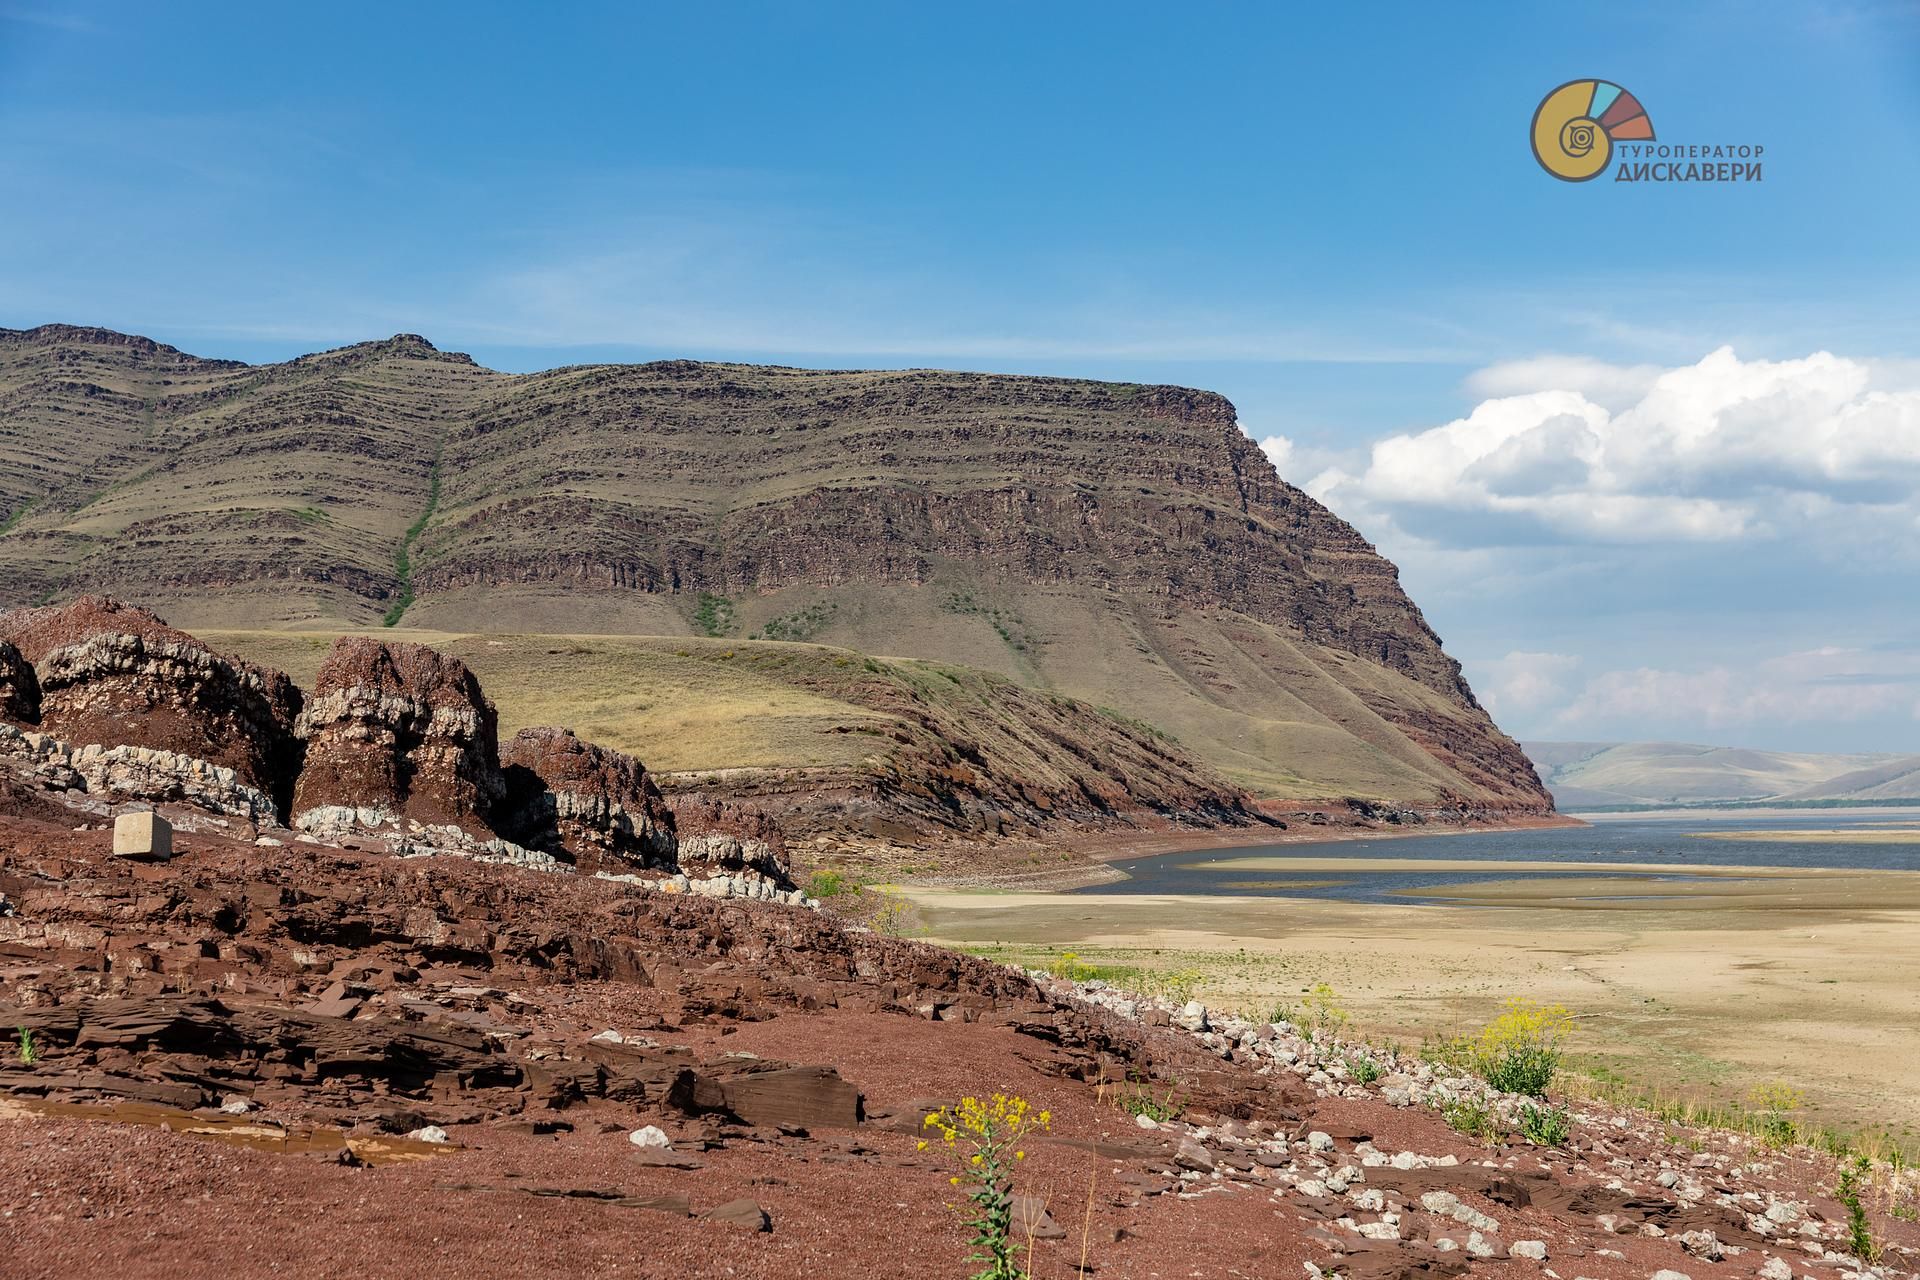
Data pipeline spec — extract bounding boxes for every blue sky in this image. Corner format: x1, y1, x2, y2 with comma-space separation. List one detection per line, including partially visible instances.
4, 2, 1918, 752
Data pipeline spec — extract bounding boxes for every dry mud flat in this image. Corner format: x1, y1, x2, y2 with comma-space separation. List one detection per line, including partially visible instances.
906, 864, 1920, 1146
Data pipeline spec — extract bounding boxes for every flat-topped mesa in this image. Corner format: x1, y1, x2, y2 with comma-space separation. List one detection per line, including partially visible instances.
0, 596, 303, 816
0, 640, 39, 724
291, 637, 504, 835
498, 727, 677, 874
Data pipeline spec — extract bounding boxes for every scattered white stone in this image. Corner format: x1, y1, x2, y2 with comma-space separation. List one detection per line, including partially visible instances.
628, 1125, 671, 1149
1759, 1258, 1793, 1280
1512, 1241, 1548, 1261
1651, 1271, 1693, 1280
406, 1125, 449, 1144
1172, 1000, 1210, 1032
1134, 1112, 1160, 1130
1308, 1130, 1334, 1152
1466, 1231, 1497, 1258
1679, 1230, 1724, 1261
1420, 1190, 1500, 1233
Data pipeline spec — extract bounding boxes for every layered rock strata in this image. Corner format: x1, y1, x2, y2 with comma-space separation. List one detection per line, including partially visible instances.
498, 727, 677, 874
0, 597, 302, 816
292, 637, 504, 834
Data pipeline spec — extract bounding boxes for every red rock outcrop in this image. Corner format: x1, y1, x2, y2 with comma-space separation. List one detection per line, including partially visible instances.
498, 726, 677, 874
0, 639, 38, 724
671, 797, 795, 890
0, 596, 302, 813
291, 637, 504, 833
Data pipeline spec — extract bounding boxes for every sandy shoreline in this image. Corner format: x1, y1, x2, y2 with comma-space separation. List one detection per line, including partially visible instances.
1065, 810, 1585, 866
900, 861, 1920, 1147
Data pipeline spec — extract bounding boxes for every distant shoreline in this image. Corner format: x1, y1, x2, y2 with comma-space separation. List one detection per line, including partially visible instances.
1578, 802, 1920, 821
1065, 809, 1584, 867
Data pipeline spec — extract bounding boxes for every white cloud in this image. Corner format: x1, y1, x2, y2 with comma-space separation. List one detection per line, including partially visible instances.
1313, 347, 1920, 552
1255, 434, 1357, 489
1464, 355, 1664, 410
1550, 646, 1920, 733
1472, 650, 1581, 720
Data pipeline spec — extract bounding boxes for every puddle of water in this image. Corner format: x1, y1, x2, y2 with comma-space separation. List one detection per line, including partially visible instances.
1, 1098, 457, 1165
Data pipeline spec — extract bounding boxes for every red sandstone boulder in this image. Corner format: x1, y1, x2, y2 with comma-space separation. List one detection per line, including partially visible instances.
0, 597, 303, 812
0, 640, 39, 724
499, 727, 676, 874
292, 637, 503, 833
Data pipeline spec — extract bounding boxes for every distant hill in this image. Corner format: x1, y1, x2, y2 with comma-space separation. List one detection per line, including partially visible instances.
0, 324, 1552, 813
1523, 740, 1920, 809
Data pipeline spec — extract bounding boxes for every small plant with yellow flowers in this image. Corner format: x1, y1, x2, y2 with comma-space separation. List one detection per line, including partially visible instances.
920, 1093, 1052, 1280
1748, 1082, 1805, 1148
1471, 998, 1574, 1098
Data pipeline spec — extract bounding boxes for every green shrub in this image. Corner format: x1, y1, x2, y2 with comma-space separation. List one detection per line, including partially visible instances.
1046, 951, 1097, 982
1110, 1075, 1184, 1123
691, 593, 735, 637
15, 1027, 33, 1066
1442, 1098, 1501, 1144
1471, 999, 1572, 1098
868, 888, 917, 938
1837, 1156, 1880, 1263
1519, 1101, 1572, 1147
1154, 969, 1205, 1004
1748, 1082, 1804, 1148
1342, 1053, 1383, 1085
806, 868, 857, 899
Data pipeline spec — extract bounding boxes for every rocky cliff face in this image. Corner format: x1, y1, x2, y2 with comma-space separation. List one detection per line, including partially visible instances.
499, 726, 677, 874
0, 639, 38, 723
292, 637, 504, 834
0, 326, 1552, 812
0, 596, 303, 814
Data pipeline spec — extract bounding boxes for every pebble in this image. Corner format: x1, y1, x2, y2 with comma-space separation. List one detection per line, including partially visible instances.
405, 1125, 449, 1144
1308, 1130, 1334, 1152
1134, 1113, 1160, 1130
627, 1125, 672, 1149
1512, 1241, 1548, 1260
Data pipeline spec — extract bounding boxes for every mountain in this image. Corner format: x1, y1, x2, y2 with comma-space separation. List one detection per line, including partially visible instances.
1523, 739, 1920, 808
0, 323, 1550, 813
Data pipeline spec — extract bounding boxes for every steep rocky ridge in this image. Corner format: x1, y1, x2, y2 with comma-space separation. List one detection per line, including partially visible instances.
0, 326, 1549, 811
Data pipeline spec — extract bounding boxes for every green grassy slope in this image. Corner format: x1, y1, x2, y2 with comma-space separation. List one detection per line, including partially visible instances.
207, 628, 1259, 838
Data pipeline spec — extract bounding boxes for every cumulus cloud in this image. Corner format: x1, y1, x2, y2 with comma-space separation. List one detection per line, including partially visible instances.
1472, 650, 1581, 720
1548, 646, 1920, 734
1256, 434, 1354, 491
1464, 355, 1665, 410
1311, 348, 1920, 552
